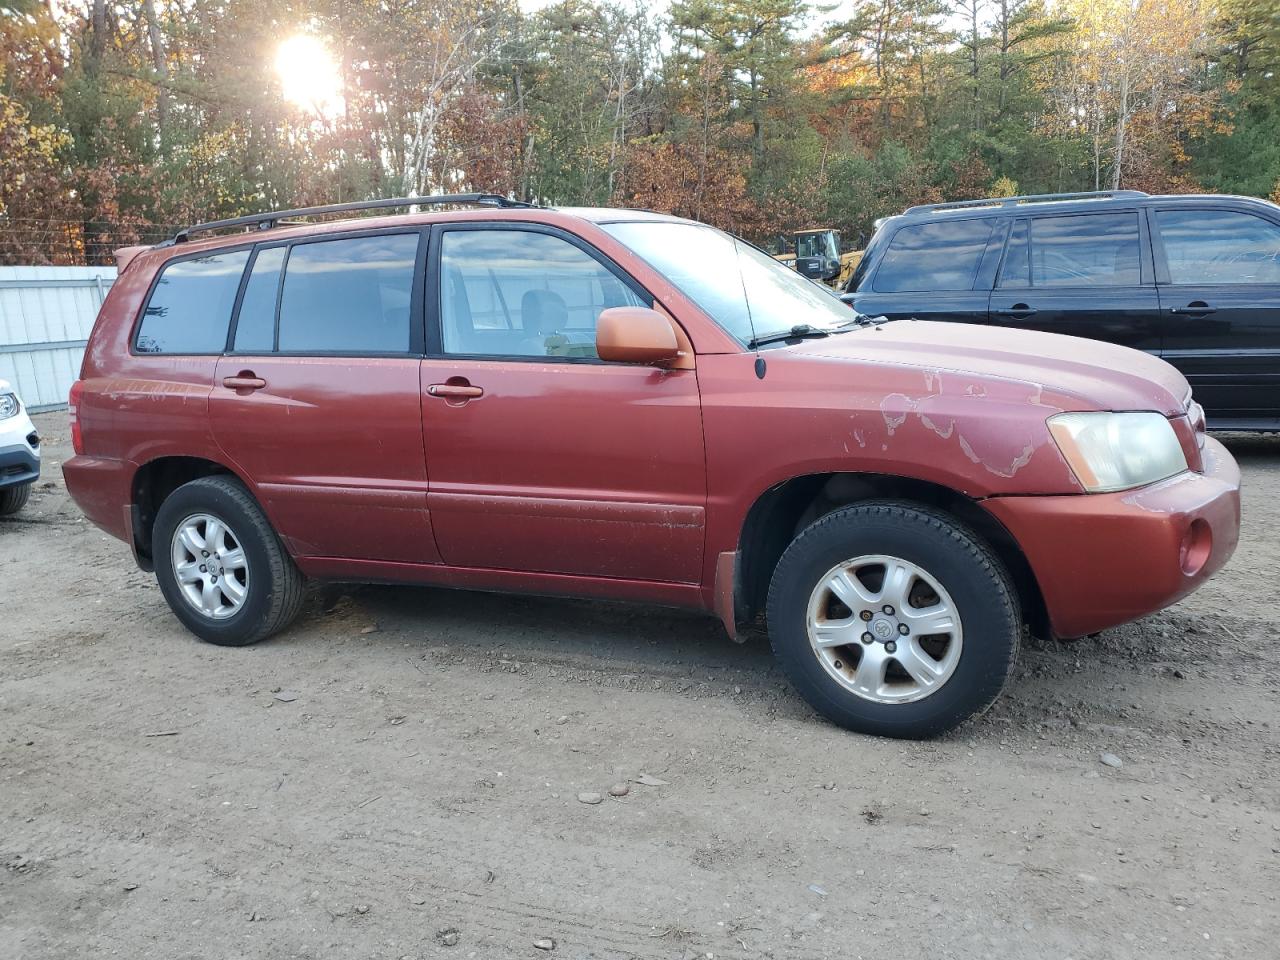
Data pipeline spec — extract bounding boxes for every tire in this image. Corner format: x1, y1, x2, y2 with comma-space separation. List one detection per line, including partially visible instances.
0, 482, 31, 515
766, 501, 1020, 739
153, 475, 306, 646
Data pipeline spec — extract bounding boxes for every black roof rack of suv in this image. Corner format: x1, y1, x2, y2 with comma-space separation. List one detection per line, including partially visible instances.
169, 193, 538, 244
904, 190, 1148, 216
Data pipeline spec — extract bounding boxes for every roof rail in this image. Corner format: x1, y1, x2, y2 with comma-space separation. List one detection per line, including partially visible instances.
904, 190, 1148, 216
170, 193, 537, 244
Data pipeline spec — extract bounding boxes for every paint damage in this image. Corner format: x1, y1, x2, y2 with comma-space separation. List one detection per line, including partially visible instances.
871, 370, 1061, 482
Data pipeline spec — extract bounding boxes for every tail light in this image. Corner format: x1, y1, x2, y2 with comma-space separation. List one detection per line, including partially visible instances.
69, 380, 85, 455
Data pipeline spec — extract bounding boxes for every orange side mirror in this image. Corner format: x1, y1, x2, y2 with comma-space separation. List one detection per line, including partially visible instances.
596, 307, 681, 365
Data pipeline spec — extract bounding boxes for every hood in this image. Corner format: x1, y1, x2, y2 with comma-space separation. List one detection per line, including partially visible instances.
799, 320, 1189, 416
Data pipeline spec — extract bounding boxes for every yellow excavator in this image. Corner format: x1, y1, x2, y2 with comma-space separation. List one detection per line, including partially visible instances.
774, 228, 861, 289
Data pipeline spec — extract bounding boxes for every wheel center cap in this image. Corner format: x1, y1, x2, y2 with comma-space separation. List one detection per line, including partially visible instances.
870, 616, 896, 642
207, 558, 223, 577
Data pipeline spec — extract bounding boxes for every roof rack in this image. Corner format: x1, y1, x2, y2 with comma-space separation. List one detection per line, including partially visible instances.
904, 190, 1148, 216
170, 193, 537, 244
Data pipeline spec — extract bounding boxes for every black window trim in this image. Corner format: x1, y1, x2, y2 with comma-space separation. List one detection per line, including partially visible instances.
425, 220, 657, 366
868, 215, 998, 294
226, 224, 429, 359
129, 243, 257, 357
1148, 202, 1280, 288
1021, 207, 1154, 288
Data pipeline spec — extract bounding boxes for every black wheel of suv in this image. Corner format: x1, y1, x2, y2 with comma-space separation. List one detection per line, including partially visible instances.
153, 476, 306, 646
766, 501, 1020, 739
0, 482, 31, 516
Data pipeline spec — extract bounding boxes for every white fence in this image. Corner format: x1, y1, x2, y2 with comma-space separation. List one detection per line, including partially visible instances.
0, 265, 116, 412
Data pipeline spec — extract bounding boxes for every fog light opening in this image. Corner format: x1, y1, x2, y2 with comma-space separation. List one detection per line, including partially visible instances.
1180, 519, 1212, 577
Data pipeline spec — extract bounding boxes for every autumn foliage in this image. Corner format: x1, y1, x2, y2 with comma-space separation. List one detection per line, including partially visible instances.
1, 0, 1278, 264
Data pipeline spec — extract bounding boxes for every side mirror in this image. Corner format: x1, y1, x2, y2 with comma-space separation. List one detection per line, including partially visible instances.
596, 307, 680, 365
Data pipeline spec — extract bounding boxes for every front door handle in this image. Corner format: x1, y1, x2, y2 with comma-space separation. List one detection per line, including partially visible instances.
994, 303, 1037, 318
1170, 301, 1216, 316
427, 383, 484, 399
222, 373, 267, 390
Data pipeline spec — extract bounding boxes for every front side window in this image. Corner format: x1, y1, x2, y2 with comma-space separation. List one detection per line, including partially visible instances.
1157, 208, 1280, 284
135, 249, 250, 354
1030, 212, 1140, 287
439, 229, 646, 359
602, 221, 852, 345
276, 233, 418, 354
873, 218, 994, 293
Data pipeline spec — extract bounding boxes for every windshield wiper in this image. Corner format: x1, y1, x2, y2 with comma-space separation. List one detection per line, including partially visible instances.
835, 311, 891, 329
747, 324, 833, 349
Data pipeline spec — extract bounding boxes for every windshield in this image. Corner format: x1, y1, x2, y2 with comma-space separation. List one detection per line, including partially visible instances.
797, 231, 839, 260
602, 221, 854, 345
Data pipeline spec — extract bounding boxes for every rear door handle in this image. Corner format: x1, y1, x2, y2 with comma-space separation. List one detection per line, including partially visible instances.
427, 383, 484, 399
995, 304, 1037, 318
1170, 302, 1216, 316
222, 374, 267, 390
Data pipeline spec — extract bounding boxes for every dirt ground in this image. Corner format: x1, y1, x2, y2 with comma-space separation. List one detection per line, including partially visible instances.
1, 412, 1277, 960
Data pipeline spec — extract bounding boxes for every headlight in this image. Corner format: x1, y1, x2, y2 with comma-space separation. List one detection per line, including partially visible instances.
0, 393, 18, 421
1048, 411, 1188, 493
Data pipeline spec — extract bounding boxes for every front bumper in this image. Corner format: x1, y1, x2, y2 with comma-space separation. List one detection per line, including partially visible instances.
983, 436, 1241, 639
0, 413, 40, 489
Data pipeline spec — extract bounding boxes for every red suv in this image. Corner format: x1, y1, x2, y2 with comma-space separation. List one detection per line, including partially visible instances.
64, 194, 1241, 738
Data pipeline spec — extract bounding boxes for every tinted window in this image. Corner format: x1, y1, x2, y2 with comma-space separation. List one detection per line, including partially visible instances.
135, 250, 250, 354
233, 246, 284, 353
277, 233, 418, 354
998, 219, 1030, 288
1157, 209, 1280, 284
1030, 213, 1140, 287
873, 219, 993, 293
440, 230, 645, 359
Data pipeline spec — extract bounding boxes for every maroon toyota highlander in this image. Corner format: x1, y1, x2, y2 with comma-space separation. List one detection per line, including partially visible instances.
63, 194, 1241, 738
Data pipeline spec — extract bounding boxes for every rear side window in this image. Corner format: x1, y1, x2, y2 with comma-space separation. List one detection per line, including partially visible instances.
873, 219, 993, 293
135, 250, 250, 354
233, 246, 285, 353
276, 233, 419, 354
1156, 209, 1280, 284
1029, 213, 1140, 287
998, 219, 1030, 288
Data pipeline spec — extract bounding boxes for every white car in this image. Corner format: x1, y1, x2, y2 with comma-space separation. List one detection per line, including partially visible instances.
0, 378, 40, 515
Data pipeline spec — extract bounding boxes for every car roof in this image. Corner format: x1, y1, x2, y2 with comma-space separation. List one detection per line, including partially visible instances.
126, 204, 695, 270
895, 191, 1279, 223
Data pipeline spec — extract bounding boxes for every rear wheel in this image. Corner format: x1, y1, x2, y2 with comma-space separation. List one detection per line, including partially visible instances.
0, 482, 31, 516
153, 476, 305, 646
767, 501, 1020, 738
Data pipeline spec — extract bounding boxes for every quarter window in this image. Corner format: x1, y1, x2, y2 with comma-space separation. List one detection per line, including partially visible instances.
439, 230, 646, 359
1029, 213, 1140, 287
276, 233, 419, 354
1156, 209, 1280, 284
135, 250, 250, 354
873, 219, 994, 293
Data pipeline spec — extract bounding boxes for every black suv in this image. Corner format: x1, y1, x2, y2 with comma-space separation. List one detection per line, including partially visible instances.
842, 190, 1280, 430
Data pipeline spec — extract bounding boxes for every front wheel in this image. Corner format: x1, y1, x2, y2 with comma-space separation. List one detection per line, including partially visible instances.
767, 502, 1020, 739
153, 476, 305, 646
0, 482, 31, 516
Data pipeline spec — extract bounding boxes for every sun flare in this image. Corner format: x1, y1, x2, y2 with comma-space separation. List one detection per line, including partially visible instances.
275, 34, 344, 120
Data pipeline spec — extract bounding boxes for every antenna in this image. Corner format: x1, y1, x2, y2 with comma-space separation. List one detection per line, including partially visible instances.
729, 235, 766, 379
